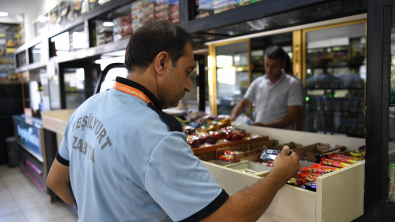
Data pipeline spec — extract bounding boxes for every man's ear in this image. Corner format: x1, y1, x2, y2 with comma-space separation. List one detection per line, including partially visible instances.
154, 51, 170, 76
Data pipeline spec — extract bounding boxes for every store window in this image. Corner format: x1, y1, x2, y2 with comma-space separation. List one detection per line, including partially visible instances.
304, 22, 366, 138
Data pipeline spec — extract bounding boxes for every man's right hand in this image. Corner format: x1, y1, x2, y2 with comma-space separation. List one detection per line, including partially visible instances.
272, 146, 300, 183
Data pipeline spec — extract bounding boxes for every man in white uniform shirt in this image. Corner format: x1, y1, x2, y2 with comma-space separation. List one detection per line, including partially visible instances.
231, 46, 303, 130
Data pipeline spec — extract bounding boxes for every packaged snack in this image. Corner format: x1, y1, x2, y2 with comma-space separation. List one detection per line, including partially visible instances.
321, 157, 349, 168
260, 149, 281, 162
287, 178, 305, 187
195, 132, 208, 141
302, 181, 317, 192
183, 126, 196, 135
187, 135, 203, 148
257, 160, 273, 167
301, 167, 333, 174
260, 148, 292, 162
155, 3, 170, 12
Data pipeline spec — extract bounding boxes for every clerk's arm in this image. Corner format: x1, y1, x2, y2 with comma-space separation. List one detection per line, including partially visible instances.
230, 98, 251, 121
46, 159, 76, 206
201, 147, 300, 222
252, 105, 299, 128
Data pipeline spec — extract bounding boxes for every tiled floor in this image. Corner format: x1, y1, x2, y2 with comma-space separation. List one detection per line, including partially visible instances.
0, 165, 78, 222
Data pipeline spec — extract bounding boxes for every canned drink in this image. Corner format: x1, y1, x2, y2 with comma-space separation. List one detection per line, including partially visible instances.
389, 162, 395, 203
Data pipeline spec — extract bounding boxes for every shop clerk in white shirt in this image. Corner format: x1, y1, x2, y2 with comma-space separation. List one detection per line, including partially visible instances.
46, 20, 300, 222
230, 46, 303, 130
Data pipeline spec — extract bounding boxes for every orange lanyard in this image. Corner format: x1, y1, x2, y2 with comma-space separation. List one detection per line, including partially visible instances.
113, 82, 156, 108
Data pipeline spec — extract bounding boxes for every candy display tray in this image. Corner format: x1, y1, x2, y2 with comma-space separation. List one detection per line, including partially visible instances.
203, 160, 364, 222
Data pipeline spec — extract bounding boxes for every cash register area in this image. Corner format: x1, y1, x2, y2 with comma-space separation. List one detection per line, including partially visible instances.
0, 165, 77, 222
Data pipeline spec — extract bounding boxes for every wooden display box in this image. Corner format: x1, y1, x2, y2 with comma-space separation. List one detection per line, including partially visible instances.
230, 135, 269, 147
293, 143, 346, 162
192, 142, 230, 155
250, 139, 278, 150
216, 144, 265, 163
225, 161, 272, 177
272, 142, 303, 150
202, 160, 364, 222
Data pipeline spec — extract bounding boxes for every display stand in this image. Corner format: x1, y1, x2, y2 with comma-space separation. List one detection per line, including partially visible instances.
204, 125, 365, 222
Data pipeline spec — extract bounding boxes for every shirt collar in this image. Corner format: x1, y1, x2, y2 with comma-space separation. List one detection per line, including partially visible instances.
115, 77, 162, 110
264, 70, 286, 87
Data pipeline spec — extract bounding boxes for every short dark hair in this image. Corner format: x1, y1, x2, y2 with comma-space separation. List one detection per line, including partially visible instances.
265, 45, 286, 64
284, 53, 293, 74
124, 20, 194, 72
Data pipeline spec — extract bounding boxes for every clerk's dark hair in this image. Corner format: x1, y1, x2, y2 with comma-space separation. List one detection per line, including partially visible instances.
284, 53, 293, 74
125, 20, 194, 72
265, 45, 286, 64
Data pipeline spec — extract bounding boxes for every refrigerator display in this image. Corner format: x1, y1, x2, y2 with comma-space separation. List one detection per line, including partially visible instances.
304, 22, 366, 138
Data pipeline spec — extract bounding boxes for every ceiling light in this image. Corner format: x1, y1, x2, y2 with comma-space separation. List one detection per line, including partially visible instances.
0, 12, 9, 17
103, 22, 113, 27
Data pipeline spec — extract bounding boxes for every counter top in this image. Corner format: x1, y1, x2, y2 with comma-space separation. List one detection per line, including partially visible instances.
42, 109, 75, 135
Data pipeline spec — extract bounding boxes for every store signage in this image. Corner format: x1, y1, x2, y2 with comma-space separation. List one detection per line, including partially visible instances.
14, 119, 42, 159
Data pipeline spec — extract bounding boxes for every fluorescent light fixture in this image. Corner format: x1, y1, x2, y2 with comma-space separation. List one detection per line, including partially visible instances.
103, 22, 113, 27
0, 12, 8, 16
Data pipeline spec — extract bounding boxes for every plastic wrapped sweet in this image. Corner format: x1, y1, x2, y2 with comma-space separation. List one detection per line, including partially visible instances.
187, 135, 203, 148
182, 125, 196, 135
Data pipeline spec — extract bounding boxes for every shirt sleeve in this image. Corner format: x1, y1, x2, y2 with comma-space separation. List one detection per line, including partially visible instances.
287, 80, 304, 107
145, 132, 229, 222
56, 112, 76, 166
244, 79, 257, 103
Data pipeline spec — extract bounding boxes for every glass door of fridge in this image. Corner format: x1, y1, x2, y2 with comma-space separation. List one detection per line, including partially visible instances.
388, 5, 395, 205
303, 21, 366, 138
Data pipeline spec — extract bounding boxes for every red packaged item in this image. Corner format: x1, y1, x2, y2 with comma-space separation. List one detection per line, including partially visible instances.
170, 5, 179, 12
258, 160, 273, 167
156, 11, 169, 19
170, 11, 179, 20
307, 164, 337, 173
195, 132, 208, 141
321, 157, 349, 168
187, 136, 203, 148
305, 173, 320, 182
218, 150, 246, 162
309, 168, 333, 174
329, 155, 358, 164
155, 4, 170, 12
183, 126, 196, 135
211, 130, 229, 140
287, 178, 305, 187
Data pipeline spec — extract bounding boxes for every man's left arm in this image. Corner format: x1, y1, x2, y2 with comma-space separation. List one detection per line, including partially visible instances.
252, 105, 299, 128
47, 158, 76, 206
